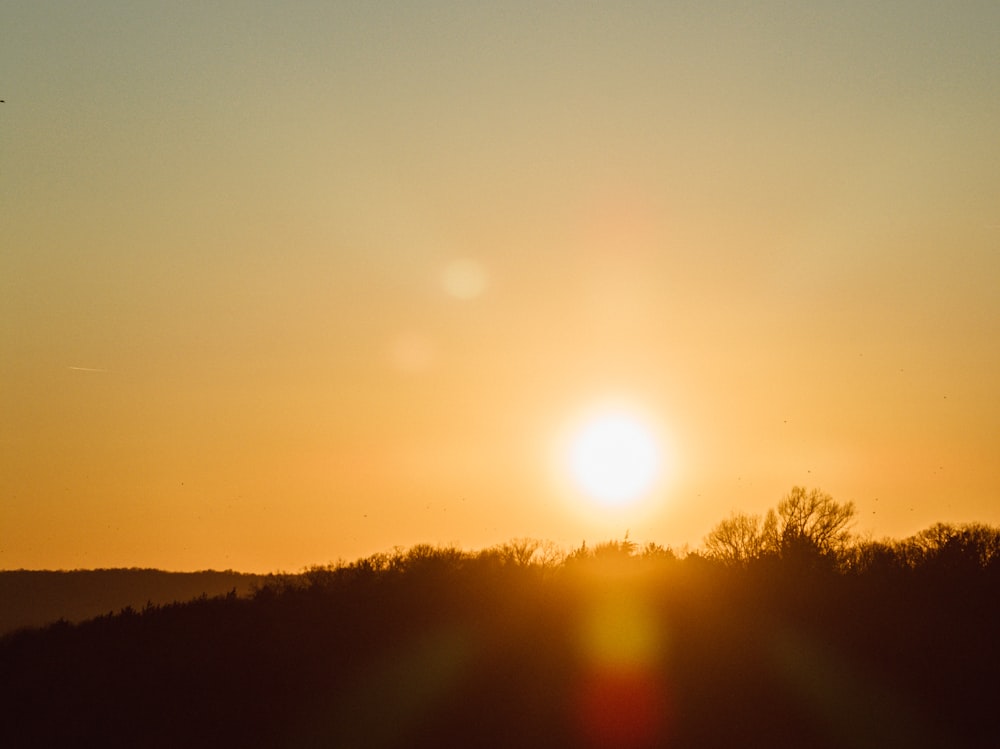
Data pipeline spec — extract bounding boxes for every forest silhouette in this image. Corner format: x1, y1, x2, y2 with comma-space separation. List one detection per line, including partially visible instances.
2, 487, 998, 748
0, 569, 267, 636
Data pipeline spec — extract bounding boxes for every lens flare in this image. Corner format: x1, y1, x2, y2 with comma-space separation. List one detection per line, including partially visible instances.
441, 259, 489, 300
572, 590, 673, 748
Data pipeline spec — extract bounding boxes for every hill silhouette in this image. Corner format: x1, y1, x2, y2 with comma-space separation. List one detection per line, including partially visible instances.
0, 569, 268, 636
2, 490, 998, 748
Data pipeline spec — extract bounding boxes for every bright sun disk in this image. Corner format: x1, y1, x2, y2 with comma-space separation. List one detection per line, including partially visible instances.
568, 411, 661, 507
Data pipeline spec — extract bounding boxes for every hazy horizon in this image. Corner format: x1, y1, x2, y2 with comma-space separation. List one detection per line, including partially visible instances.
2, 2, 998, 573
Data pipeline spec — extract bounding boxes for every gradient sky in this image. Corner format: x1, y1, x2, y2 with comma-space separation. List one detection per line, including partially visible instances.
2, 2, 998, 572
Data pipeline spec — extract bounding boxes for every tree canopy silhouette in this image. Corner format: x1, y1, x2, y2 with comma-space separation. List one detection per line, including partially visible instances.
704, 486, 856, 567
1, 487, 997, 749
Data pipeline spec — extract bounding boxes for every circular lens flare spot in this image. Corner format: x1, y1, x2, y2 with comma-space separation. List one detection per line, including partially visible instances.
441, 258, 489, 300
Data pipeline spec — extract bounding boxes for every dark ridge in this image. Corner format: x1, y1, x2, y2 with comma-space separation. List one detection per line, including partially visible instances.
1, 515, 998, 749
0, 569, 269, 636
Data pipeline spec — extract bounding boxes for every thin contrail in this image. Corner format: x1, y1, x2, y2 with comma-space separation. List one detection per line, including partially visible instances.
68, 366, 110, 373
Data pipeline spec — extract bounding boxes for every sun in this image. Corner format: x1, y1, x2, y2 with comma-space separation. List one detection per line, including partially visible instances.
568, 410, 661, 507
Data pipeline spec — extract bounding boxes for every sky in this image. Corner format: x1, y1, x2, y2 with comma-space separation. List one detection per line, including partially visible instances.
2, 1, 998, 572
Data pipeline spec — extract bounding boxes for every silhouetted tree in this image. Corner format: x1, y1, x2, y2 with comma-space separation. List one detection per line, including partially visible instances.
767, 486, 856, 561
845, 537, 906, 574
703, 487, 855, 568
912, 522, 1000, 572
638, 541, 677, 562
704, 512, 768, 567
494, 538, 562, 569
593, 532, 637, 560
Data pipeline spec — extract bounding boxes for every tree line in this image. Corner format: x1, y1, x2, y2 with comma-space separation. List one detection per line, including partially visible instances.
1, 486, 998, 748
702, 485, 1000, 574
0, 569, 267, 636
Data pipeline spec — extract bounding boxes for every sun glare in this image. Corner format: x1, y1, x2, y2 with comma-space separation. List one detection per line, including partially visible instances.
568, 410, 662, 507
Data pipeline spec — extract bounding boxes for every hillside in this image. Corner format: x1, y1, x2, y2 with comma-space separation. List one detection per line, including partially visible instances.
0, 569, 269, 635
2, 528, 998, 749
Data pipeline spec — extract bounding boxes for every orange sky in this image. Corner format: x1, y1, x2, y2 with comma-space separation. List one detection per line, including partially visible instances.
2, 2, 998, 572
